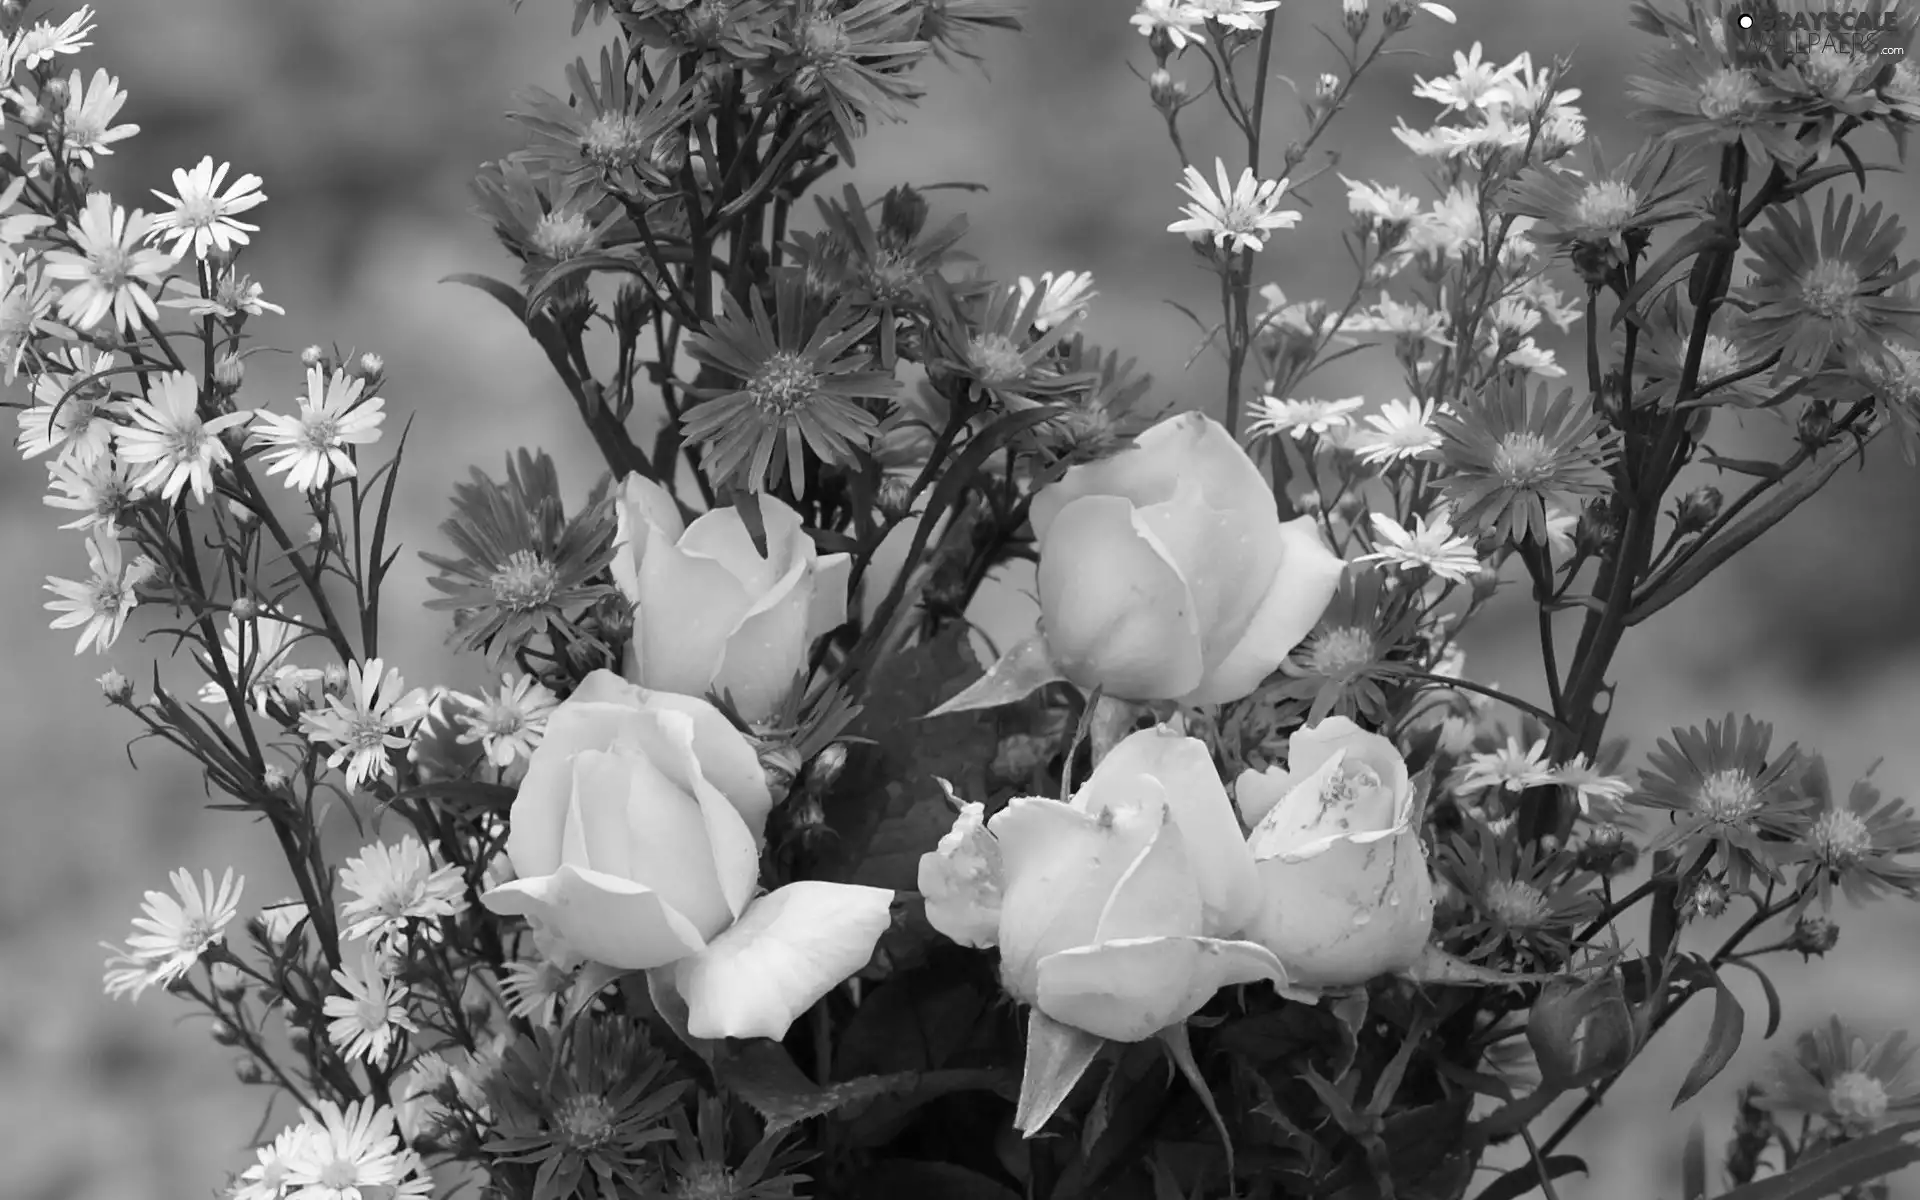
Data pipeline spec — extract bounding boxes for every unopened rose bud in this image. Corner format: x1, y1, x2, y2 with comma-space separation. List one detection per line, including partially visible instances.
1675, 485, 1722, 536
1343, 0, 1370, 39
1681, 878, 1729, 922
212, 351, 245, 392
1148, 68, 1187, 114
233, 1056, 265, 1084
1528, 973, 1640, 1090
1789, 915, 1840, 959
299, 345, 325, 368
98, 669, 133, 704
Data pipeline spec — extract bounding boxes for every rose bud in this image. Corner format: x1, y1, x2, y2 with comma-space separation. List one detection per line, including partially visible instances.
1527, 973, 1640, 1090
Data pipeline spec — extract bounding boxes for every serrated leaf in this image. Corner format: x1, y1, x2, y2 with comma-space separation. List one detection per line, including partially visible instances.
1672, 976, 1744, 1108
1474, 1154, 1588, 1200
1714, 1120, 1920, 1200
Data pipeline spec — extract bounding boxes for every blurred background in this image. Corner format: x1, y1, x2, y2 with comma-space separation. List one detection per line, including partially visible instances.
2, 0, 1917, 1196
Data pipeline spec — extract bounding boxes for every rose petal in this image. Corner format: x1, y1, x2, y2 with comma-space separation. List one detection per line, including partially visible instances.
673, 881, 894, 1040
611, 474, 685, 604
677, 497, 804, 596
808, 552, 852, 643
1035, 935, 1288, 1043
617, 709, 761, 923
1247, 830, 1434, 989
918, 799, 1003, 948
1234, 764, 1297, 830
506, 692, 643, 878
1092, 806, 1203, 943
1031, 411, 1277, 544
639, 691, 775, 842
1286, 718, 1412, 829
1189, 517, 1345, 705
1246, 751, 1351, 860
480, 864, 706, 971
710, 552, 812, 723
1085, 727, 1263, 937
1036, 494, 1204, 700
633, 530, 754, 699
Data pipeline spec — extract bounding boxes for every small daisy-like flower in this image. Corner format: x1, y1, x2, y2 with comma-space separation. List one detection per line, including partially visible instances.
1630, 25, 1806, 170
323, 951, 420, 1067
231, 1123, 318, 1200
1341, 176, 1422, 229
338, 834, 469, 946
1548, 754, 1634, 815
46, 67, 138, 167
40, 193, 176, 333
1503, 140, 1701, 278
100, 867, 244, 1001
1499, 337, 1565, 379
1433, 377, 1618, 547
160, 272, 286, 319
470, 159, 628, 298
422, 450, 617, 664
44, 451, 141, 532
1739, 193, 1920, 372
1360, 508, 1481, 583
16, 354, 119, 468
1168, 159, 1301, 254
1629, 292, 1771, 410
1246, 395, 1365, 441
1179, 0, 1282, 31
1011, 270, 1095, 332
44, 528, 151, 654
0, 252, 61, 382
1130, 0, 1206, 48
1348, 293, 1452, 349
1755, 1017, 1920, 1139
1413, 42, 1521, 111
760, 0, 930, 156
148, 156, 266, 260
299, 657, 431, 790
1353, 398, 1444, 464
1441, 830, 1599, 966
249, 366, 387, 492
114, 370, 249, 504
500, 955, 576, 1027
1404, 183, 1484, 263
282, 1099, 406, 1200
1785, 756, 1920, 911
510, 45, 692, 195
1855, 339, 1920, 465
1634, 714, 1809, 891
454, 672, 559, 769
195, 608, 320, 718
681, 275, 894, 495
1274, 566, 1418, 725
922, 274, 1091, 412
5, 6, 96, 73
1459, 734, 1556, 794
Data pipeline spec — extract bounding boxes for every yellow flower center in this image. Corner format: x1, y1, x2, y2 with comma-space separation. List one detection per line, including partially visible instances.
1485, 879, 1551, 929
1490, 431, 1555, 488
1828, 1069, 1891, 1133
1308, 625, 1375, 677
1811, 808, 1874, 868
488, 549, 559, 611
1694, 767, 1760, 824
1697, 68, 1761, 121
1571, 181, 1639, 237
747, 350, 820, 415
674, 1162, 739, 1200
531, 211, 596, 260
1800, 258, 1863, 324
557, 1092, 618, 1150
582, 112, 654, 172
968, 332, 1029, 386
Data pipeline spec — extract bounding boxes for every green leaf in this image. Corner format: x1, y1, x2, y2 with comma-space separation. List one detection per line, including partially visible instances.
715, 1040, 1009, 1136
822, 623, 998, 890
1721, 958, 1782, 1040
834, 972, 988, 1078
850, 1161, 1022, 1200
1016, 1010, 1105, 1137
1682, 1120, 1709, 1200
442, 272, 528, 325
1713, 1120, 1920, 1200
1672, 975, 1744, 1108
735, 488, 770, 559
1474, 1154, 1588, 1200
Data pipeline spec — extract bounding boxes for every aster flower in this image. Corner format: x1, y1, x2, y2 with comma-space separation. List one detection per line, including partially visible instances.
653, 1092, 813, 1200
159, 272, 285, 320
248, 365, 387, 492
1353, 398, 1444, 464
4, 6, 96, 74
922, 274, 1090, 413
1548, 754, 1634, 816
789, 184, 968, 369
1630, 20, 1807, 169
16, 353, 119, 468
100, 867, 244, 1001
1739, 193, 1920, 373
1413, 42, 1521, 112
282, 1100, 406, 1200
1011, 270, 1095, 332
43, 528, 150, 654
421, 449, 618, 663
1433, 377, 1618, 547
0, 252, 60, 382
1634, 714, 1810, 891
484, 1018, 693, 1200
511, 45, 693, 196
1785, 756, 1920, 911
1629, 291, 1771, 409
323, 951, 420, 1066
195, 609, 320, 718
1182, 0, 1283, 32
1347, 294, 1452, 351
46, 67, 138, 167
1246, 395, 1365, 442
338, 834, 469, 946
115, 370, 249, 504
470, 157, 630, 297
40, 193, 175, 333
147, 156, 266, 260
681, 274, 894, 495
1441, 830, 1599, 966
231, 1124, 317, 1200
915, 0, 1023, 64
454, 671, 559, 769
1360, 508, 1482, 583
299, 657, 431, 790
1168, 159, 1300, 254
1459, 734, 1557, 795
1273, 566, 1419, 725
1766, 44, 1893, 164
1129, 0, 1207, 49
1855, 339, 1920, 464
44, 451, 141, 532
1502, 139, 1702, 279
500, 955, 577, 1027
1755, 1017, 1920, 1139
754, 0, 929, 154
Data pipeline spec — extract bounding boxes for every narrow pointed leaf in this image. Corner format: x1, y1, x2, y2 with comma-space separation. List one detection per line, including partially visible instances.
1672, 977, 1743, 1108
1159, 1023, 1235, 1184
1016, 1010, 1104, 1137
442, 272, 529, 325
927, 632, 1066, 716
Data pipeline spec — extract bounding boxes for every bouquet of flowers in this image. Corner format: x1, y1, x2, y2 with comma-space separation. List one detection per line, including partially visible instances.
8, 0, 1920, 1195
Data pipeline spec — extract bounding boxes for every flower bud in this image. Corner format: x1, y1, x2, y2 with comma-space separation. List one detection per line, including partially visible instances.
805, 742, 848, 796
1315, 72, 1341, 102
209, 1019, 243, 1047
98, 669, 133, 705
212, 351, 245, 392
1574, 501, 1616, 558
1383, 0, 1413, 31
1681, 877, 1729, 922
1789, 915, 1840, 959
323, 662, 349, 691
287, 1023, 312, 1055
1797, 403, 1834, 449
1527, 973, 1640, 1090
299, 345, 325, 369
1469, 561, 1503, 603
1147, 25, 1176, 62
233, 1056, 265, 1085
230, 595, 261, 621
876, 474, 915, 523
227, 498, 259, 530
1675, 485, 1722, 536
1574, 823, 1638, 877
879, 185, 930, 249
353, 352, 385, 382
262, 764, 290, 792
42, 78, 70, 109
1148, 68, 1188, 114
210, 962, 248, 1000
1342, 0, 1370, 38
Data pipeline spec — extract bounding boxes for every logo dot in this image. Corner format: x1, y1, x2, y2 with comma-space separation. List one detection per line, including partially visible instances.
1737, 12, 1754, 27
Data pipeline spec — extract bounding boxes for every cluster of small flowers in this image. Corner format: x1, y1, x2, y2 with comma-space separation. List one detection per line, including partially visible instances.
231, 1099, 434, 1200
